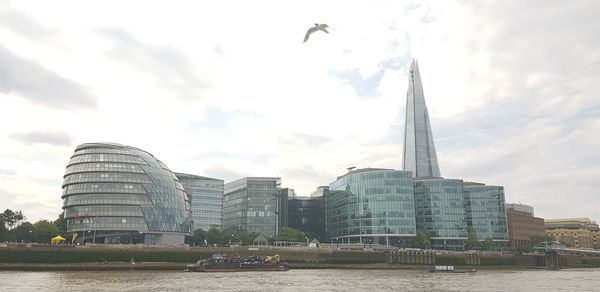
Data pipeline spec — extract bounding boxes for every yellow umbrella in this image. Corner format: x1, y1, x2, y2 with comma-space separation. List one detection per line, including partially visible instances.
51, 235, 66, 244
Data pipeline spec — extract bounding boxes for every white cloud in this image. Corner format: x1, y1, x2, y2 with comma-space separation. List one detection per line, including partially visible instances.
0, 0, 598, 224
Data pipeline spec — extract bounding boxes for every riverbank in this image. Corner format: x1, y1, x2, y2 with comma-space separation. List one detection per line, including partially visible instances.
0, 262, 560, 272
2, 244, 599, 270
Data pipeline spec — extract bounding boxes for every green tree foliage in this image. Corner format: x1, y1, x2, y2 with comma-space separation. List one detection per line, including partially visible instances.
32, 220, 59, 243
529, 235, 555, 246
188, 228, 263, 246
52, 212, 67, 235
482, 237, 497, 251
465, 230, 481, 249
412, 230, 431, 249
8, 222, 33, 242
0, 209, 25, 229
276, 227, 306, 242
0, 224, 7, 242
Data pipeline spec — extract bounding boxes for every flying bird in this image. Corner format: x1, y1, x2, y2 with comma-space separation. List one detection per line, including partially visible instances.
304, 23, 332, 43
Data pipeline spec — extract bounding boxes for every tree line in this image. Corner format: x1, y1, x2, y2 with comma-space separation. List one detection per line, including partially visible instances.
187, 227, 311, 246
0, 209, 66, 243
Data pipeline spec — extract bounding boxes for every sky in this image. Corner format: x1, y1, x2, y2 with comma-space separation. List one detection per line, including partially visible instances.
0, 0, 599, 224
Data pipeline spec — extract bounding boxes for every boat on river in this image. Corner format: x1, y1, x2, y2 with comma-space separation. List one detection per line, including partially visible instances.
185, 254, 289, 272
429, 265, 476, 273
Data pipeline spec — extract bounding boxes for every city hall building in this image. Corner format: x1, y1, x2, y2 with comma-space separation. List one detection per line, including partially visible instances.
61, 143, 192, 245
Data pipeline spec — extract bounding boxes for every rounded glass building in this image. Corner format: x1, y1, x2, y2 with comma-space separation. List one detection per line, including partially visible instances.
61, 143, 192, 245
327, 168, 416, 246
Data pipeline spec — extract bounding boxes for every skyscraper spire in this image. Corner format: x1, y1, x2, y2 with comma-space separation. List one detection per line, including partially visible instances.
402, 59, 441, 177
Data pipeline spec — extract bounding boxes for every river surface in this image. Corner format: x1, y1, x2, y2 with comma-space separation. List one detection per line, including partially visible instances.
0, 268, 599, 291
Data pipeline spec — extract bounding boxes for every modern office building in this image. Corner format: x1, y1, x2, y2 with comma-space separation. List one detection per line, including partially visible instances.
175, 172, 224, 231
287, 195, 326, 241
222, 177, 282, 237
505, 203, 545, 247
545, 218, 599, 249
326, 168, 416, 246
505, 203, 535, 215
310, 186, 329, 198
61, 143, 192, 245
463, 182, 510, 244
413, 177, 467, 250
402, 59, 441, 178
278, 188, 294, 230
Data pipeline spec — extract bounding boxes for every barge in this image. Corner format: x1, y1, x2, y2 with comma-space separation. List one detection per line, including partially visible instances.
185, 254, 289, 272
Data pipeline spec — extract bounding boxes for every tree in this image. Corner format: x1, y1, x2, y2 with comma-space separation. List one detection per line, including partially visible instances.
190, 228, 207, 246
32, 220, 59, 243
529, 235, 554, 246
0, 224, 7, 242
482, 237, 496, 251
465, 230, 481, 250
413, 230, 431, 249
8, 222, 33, 242
276, 227, 305, 242
0, 209, 25, 229
53, 212, 67, 235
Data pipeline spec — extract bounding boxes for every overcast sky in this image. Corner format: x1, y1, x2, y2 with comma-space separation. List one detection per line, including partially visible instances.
0, 0, 599, 224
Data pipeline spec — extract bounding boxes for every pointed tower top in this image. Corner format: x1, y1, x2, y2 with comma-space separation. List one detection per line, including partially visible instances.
410, 59, 418, 71
402, 58, 441, 178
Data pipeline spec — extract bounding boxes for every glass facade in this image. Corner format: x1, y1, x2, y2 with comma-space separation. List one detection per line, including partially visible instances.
61, 143, 192, 245
175, 172, 224, 231
288, 196, 325, 241
326, 168, 416, 246
223, 177, 281, 237
402, 59, 441, 177
463, 183, 510, 242
413, 178, 467, 250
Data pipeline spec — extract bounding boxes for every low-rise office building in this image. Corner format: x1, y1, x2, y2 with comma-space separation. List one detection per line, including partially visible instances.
545, 218, 599, 249
326, 168, 417, 246
505, 203, 545, 247
175, 173, 224, 231
287, 194, 325, 241
413, 177, 467, 250
463, 182, 510, 245
223, 177, 282, 237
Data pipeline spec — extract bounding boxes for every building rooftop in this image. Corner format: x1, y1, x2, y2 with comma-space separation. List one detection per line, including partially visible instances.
174, 172, 223, 182
336, 167, 396, 180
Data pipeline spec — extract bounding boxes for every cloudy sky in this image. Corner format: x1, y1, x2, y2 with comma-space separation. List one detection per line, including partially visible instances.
0, 0, 598, 224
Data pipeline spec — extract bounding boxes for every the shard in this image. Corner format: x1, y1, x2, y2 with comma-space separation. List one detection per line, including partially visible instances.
402, 59, 441, 177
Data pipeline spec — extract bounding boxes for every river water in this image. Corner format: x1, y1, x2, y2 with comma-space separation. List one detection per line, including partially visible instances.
0, 268, 599, 291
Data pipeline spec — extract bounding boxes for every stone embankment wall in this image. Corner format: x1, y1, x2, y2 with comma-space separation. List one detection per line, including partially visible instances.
3, 244, 598, 268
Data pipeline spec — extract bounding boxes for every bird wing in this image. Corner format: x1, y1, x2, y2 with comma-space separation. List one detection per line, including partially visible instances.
304, 26, 319, 42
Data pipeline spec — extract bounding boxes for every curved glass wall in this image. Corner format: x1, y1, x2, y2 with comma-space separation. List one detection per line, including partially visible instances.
413, 178, 467, 250
61, 143, 192, 245
464, 183, 509, 242
327, 169, 416, 246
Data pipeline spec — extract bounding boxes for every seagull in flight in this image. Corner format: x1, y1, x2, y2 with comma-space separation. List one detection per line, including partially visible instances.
304, 23, 332, 43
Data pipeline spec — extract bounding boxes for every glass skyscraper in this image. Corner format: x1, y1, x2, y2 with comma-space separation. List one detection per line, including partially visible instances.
175, 173, 224, 231
326, 168, 416, 246
61, 143, 192, 245
463, 182, 510, 243
413, 177, 468, 250
402, 59, 441, 177
223, 177, 281, 237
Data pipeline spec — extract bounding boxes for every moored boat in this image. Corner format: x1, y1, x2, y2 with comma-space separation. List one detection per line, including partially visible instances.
185, 254, 289, 272
429, 265, 476, 273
